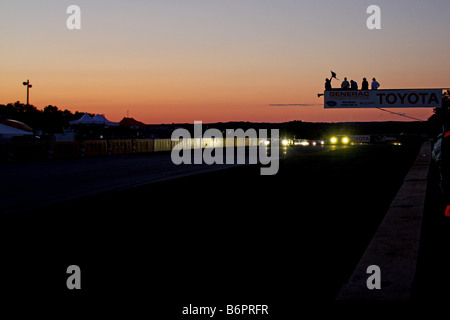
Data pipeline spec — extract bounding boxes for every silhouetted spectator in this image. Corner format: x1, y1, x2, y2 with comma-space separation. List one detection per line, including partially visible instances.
341, 77, 350, 89
325, 78, 332, 91
371, 78, 380, 90
350, 80, 358, 90
361, 78, 369, 90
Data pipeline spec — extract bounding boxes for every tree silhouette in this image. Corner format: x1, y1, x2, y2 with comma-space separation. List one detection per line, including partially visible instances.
0, 101, 87, 135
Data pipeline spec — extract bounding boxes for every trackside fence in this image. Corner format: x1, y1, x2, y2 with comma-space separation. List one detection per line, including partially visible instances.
0, 138, 268, 163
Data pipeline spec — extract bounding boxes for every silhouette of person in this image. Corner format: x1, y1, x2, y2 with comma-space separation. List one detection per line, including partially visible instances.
325, 78, 332, 91
361, 78, 369, 90
350, 80, 358, 90
341, 77, 350, 89
371, 78, 380, 90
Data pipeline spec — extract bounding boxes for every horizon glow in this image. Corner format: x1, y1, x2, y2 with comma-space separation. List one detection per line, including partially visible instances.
1, 0, 449, 124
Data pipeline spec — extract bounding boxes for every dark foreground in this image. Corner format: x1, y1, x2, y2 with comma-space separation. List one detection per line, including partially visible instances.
413, 156, 450, 301
0, 144, 427, 315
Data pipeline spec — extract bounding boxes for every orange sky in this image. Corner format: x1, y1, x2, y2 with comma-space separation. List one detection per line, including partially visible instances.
2, 1, 449, 124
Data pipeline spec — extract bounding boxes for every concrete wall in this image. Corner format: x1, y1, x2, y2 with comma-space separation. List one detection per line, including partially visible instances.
1, 138, 256, 162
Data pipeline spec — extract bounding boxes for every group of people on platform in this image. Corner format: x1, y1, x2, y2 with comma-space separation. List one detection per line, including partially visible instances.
324, 77, 380, 91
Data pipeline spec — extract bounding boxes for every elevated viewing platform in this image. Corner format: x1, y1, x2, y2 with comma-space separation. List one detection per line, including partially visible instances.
321, 88, 443, 109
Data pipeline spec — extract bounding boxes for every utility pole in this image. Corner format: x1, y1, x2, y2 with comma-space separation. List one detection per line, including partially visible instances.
22, 80, 32, 106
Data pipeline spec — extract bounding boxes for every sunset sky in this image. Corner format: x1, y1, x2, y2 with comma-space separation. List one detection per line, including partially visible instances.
2, 0, 450, 124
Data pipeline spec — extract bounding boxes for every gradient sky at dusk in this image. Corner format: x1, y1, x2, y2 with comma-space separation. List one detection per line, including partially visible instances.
2, 0, 450, 123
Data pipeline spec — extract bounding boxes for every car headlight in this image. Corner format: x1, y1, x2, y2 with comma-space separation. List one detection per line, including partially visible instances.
342, 137, 349, 144
330, 137, 337, 144
282, 139, 289, 146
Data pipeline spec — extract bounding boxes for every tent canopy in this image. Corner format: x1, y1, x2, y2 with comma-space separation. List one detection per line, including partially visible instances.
69, 113, 94, 125
69, 113, 119, 126
1, 119, 33, 132
91, 114, 119, 126
0, 123, 33, 137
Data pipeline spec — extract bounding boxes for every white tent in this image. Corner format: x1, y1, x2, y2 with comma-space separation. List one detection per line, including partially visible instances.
69, 113, 119, 126
69, 113, 94, 125
91, 114, 119, 126
0, 123, 33, 139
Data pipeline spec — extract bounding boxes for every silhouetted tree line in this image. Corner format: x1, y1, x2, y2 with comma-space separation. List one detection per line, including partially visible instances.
1, 93, 448, 139
282, 120, 432, 139
172, 120, 432, 143
0, 102, 90, 134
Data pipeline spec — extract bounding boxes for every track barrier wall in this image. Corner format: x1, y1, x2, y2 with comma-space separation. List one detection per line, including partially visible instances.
83, 140, 108, 157
51, 141, 81, 160
1, 137, 263, 163
0, 142, 8, 163
110, 139, 133, 155
154, 139, 172, 152
134, 139, 154, 153
11, 142, 48, 162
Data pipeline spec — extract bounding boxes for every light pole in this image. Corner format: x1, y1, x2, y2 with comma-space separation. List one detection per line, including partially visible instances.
22, 79, 32, 106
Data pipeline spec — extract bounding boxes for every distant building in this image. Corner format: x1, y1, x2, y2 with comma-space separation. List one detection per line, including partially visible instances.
119, 117, 146, 129
53, 129, 76, 142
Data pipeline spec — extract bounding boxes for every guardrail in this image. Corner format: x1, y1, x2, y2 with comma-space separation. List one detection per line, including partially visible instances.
0, 138, 268, 163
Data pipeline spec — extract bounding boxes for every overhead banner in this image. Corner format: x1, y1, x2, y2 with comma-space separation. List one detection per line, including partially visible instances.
324, 89, 442, 108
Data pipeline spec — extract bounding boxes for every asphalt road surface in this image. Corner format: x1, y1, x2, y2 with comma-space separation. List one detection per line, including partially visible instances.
0, 143, 425, 317
0, 145, 331, 214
